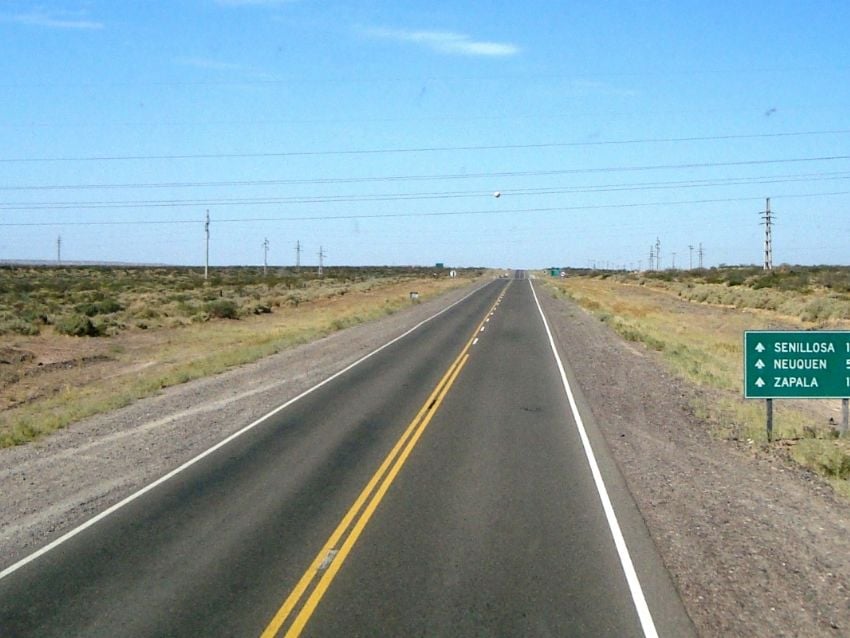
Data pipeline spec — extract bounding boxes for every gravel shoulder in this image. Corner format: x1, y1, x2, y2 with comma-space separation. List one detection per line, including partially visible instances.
3, 278, 850, 636
538, 282, 850, 637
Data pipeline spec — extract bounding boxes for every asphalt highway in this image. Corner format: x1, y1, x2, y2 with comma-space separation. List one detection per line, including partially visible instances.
0, 274, 693, 637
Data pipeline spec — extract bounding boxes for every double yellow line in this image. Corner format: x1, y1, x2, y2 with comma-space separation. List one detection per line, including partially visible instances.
261, 284, 508, 637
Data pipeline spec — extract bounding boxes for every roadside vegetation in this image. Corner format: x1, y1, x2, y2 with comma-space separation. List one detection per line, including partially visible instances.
545, 265, 850, 496
0, 265, 467, 337
0, 265, 483, 447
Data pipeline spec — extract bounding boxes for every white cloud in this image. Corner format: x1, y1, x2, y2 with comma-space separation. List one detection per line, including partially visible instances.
365, 27, 520, 57
3, 10, 103, 30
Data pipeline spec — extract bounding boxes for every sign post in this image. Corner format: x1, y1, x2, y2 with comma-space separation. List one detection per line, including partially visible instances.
744, 331, 850, 440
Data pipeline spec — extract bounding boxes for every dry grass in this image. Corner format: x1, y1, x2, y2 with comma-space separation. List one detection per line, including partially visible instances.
0, 268, 480, 447
545, 273, 850, 493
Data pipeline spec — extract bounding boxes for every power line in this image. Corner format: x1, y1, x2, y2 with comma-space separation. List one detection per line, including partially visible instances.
2, 103, 845, 130
2, 190, 848, 228
3, 171, 850, 212
5, 169, 850, 200
2, 131, 849, 163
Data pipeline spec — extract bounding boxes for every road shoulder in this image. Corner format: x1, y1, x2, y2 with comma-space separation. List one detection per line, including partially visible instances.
538, 281, 850, 636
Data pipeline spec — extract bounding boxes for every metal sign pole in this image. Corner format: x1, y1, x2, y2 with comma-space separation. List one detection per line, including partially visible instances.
842, 398, 849, 437
766, 398, 773, 443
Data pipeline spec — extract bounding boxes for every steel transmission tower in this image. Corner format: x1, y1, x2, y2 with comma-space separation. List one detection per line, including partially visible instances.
761, 198, 774, 271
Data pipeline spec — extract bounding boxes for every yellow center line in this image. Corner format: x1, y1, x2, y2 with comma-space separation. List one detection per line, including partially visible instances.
285, 354, 470, 638
260, 282, 509, 637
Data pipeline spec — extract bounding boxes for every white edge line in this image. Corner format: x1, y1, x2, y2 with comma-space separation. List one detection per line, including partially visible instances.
0, 279, 497, 581
528, 279, 659, 638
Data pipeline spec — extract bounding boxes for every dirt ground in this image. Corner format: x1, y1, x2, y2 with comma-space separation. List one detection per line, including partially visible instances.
2, 278, 850, 636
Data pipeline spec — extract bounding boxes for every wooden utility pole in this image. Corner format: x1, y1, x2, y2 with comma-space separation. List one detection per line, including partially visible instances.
204, 210, 210, 280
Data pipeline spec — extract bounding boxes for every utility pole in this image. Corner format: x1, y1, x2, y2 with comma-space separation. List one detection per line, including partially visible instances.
761, 197, 774, 271
649, 246, 655, 271
56, 235, 61, 264
655, 237, 661, 271
698, 242, 704, 269
263, 238, 270, 275
295, 240, 302, 271
688, 245, 694, 270
317, 246, 325, 277
671, 252, 677, 270
204, 210, 210, 281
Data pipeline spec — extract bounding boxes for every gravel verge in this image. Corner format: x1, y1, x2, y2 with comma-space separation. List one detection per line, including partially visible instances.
538, 283, 850, 637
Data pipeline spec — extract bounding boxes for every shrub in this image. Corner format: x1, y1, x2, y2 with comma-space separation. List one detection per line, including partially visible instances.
0, 319, 40, 336
726, 272, 746, 286
205, 299, 239, 319
75, 299, 123, 316
96, 299, 123, 314
55, 314, 101, 337
75, 302, 98, 317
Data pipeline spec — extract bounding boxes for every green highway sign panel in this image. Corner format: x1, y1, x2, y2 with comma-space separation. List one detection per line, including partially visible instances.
744, 331, 850, 398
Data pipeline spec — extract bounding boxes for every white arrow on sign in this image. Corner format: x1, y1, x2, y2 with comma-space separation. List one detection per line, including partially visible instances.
755, 359, 765, 369
755, 343, 766, 353
755, 377, 766, 388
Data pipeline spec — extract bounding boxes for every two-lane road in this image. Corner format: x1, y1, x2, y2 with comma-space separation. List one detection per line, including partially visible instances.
0, 275, 693, 636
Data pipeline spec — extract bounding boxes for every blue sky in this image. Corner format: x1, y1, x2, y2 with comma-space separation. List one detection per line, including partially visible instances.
1, 1, 848, 269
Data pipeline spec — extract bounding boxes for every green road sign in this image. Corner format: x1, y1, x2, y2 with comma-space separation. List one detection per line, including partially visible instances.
744, 331, 850, 398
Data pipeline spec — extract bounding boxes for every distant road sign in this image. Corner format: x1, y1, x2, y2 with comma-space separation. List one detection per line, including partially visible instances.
744, 331, 850, 398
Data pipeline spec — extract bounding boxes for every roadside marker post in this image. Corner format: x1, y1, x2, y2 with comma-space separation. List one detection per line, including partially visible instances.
766, 398, 773, 442
744, 331, 850, 441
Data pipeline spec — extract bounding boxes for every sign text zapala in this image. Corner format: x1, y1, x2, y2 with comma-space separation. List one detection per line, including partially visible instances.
744, 331, 850, 398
